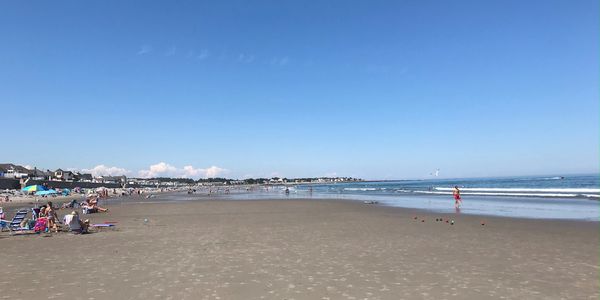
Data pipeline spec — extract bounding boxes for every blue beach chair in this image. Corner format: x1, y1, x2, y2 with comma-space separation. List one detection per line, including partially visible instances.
8, 209, 31, 233
9, 210, 27, 229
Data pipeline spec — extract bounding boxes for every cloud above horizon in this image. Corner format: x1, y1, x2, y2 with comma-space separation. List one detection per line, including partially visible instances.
79, 165, 132, 177
137, 162, 228, 179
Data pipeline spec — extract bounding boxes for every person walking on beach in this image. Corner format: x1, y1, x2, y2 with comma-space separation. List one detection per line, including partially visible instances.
453, 186, 462, 208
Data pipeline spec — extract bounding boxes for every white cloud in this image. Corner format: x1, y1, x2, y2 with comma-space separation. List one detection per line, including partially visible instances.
203, 166, 228, 178
137, 45, 153, 55
238, 53, 255, 63
270, 56, 289, 66
137, 162, 177, 178
137, 162, 228, 179
196, 49, 209, 60
81, 165, 131, 177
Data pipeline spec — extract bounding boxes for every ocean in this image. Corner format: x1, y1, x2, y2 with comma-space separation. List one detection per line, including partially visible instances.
300, 174, 600, 199
209, 174, 594, 221
162, 174, 599, 221
287, 174, 599, 220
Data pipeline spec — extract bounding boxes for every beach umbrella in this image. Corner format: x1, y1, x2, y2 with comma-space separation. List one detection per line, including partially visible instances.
35, 189, 57, 196
22, 185, 47, 192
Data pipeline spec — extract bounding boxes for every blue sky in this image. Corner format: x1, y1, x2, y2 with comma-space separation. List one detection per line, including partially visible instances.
1, 0, 598, 180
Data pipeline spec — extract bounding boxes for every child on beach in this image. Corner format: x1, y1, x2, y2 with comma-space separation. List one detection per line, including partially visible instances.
453, 186, 462, 208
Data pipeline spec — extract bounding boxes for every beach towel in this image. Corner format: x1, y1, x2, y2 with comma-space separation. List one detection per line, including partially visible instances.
91, 224, 115, 227
33, 218, 48, 232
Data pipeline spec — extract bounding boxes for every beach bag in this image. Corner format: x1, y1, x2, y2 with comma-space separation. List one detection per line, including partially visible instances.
33, 218, 48, 232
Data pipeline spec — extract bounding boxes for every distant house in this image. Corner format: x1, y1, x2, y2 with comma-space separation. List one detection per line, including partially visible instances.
96, 175, 127, 184
0, 163, 31, 179
53, 169, 75, 181
29, 168, 51, 180
269, 177, 284, 184
74, 173, 93, 182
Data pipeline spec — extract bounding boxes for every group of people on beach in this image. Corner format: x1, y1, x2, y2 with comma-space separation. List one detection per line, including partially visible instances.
0, 193, 110, 234
36, 199, 101, 233
37, 201, 60, 232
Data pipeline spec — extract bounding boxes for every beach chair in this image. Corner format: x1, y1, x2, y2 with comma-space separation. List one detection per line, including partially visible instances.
8, 209, 31, 232
31, 208, 40, 220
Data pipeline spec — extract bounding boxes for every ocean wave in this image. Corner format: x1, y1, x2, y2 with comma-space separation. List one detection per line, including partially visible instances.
434, 187, 600, 193
583, 194, 600, 198
514, 176, 564, 181
344, 188, 378, 191
415, 191, 580, 197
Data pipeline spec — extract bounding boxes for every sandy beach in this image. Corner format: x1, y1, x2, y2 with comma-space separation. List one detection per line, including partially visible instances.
0, 195, 597, 300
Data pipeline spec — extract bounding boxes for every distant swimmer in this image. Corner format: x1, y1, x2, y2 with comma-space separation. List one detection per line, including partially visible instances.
453, 186, 462, 208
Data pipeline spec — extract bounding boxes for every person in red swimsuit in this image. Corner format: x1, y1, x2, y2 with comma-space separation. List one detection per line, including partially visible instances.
453, 186, 462, 208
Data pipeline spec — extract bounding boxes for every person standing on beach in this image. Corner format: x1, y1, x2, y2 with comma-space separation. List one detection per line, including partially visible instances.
453, 186, 462, 208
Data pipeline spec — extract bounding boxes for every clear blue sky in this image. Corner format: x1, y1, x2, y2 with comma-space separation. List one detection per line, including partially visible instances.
1, 0, 598, 179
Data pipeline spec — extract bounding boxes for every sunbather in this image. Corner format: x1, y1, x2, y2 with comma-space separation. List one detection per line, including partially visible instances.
88, 197, 108, 212
82, 197, 108, 213
0, 207, 6, 230
38, 205, 48, 217
61, 199, 79, 209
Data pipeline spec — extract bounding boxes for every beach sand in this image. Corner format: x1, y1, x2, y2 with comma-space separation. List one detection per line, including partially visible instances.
0, 196, 597, 299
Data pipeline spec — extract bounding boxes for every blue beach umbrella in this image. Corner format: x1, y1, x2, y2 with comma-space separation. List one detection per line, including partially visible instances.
35, 189, 57, 196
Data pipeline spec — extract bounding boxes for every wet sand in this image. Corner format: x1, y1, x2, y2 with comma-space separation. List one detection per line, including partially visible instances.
0, 196, 597, 299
